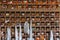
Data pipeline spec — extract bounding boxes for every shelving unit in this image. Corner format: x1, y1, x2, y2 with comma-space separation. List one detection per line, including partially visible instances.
0, 0, 60, 40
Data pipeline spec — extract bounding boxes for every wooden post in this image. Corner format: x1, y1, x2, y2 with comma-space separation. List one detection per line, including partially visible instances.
40, 34, 44, 40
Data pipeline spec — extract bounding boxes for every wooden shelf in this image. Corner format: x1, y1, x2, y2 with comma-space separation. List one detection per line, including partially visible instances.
0, 0, 60, 40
